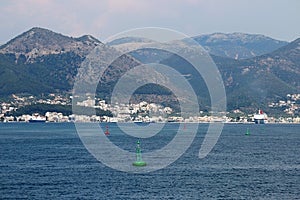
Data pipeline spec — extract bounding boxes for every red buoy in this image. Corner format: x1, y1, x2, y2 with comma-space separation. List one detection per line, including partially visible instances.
105, 125, 110, 135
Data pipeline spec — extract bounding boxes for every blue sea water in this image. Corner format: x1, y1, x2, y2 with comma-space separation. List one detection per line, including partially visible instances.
0, 123, 299, 199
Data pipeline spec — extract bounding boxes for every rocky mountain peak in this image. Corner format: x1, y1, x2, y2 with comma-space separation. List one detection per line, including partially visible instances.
0, 27, 102, 63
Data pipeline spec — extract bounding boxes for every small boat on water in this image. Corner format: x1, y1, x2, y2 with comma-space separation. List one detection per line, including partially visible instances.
29, 113, 46, 123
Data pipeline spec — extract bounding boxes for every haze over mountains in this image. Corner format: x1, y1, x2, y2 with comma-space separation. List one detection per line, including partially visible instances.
193, 33, 288, 59
110, 33, 288, 60
0, 27, 299, 113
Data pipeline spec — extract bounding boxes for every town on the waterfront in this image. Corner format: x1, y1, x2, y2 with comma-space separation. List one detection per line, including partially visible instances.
1, 93, 300, 123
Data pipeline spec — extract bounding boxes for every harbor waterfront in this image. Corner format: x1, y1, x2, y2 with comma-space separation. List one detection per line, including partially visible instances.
1, 93, 300, 123
1, 114, 300, 124
0, 123, 299, 199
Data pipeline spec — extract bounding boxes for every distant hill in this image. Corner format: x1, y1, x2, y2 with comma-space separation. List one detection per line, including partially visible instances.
254, 38, 300, 89
0, 53, 54, 95
0, 27, 130, 95
160, 38, 300, 113
107, 33, 288, 63
0, 27, 101, 65
0, 27, 104, 95
0, 27, 299, 114
0, 28, 168, 103
192, 33, 288, 59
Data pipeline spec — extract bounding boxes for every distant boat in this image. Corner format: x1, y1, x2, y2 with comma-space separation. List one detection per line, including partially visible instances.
29, 113, 46, 123
167, 117, 175, 122
253, 109, 267, 124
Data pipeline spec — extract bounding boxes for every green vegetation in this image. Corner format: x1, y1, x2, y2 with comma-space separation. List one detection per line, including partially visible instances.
6, 103, 112, 117
134, 83, 172, 95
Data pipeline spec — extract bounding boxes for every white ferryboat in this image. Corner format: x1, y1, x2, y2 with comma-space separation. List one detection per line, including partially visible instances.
253, 109, 267, 124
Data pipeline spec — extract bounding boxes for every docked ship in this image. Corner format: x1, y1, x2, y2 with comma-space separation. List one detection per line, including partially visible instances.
253, 109, 267, 124
29, 113, 46, 123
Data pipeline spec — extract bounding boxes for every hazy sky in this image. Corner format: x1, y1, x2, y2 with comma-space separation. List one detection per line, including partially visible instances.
0, 0, 299, 44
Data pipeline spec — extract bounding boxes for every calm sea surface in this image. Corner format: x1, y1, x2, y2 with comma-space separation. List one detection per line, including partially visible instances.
0, 123, 299, 199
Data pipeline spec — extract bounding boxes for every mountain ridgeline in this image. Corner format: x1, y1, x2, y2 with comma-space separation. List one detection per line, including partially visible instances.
192, 33, 288, 59
0, 27, 299, 113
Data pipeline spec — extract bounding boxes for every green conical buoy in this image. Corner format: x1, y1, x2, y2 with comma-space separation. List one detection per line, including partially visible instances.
132, 140, 147, 167
245, 128, 250, 136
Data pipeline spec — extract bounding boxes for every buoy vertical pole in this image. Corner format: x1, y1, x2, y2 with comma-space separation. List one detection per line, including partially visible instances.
136, 140, 142, 162
245, 128, 250, 135
133, 140, 147, 166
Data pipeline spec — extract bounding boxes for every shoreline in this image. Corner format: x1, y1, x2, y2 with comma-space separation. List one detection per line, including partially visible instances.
1, 121, 300, 124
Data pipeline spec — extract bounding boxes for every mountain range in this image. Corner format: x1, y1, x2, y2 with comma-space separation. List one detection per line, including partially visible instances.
193, 33, 288, 59
0, 27, 299, 114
